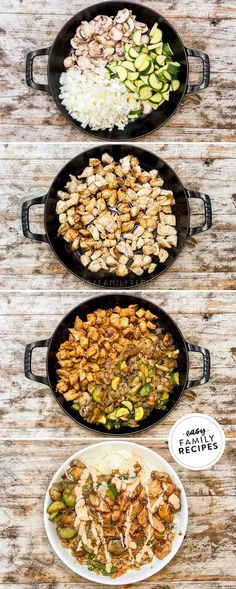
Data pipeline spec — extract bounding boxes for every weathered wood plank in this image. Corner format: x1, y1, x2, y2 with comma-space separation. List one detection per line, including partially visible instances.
0, 143, 235, 290
0, 440, 235, 585
0, 6, 235, 141
0, 291, 235, 439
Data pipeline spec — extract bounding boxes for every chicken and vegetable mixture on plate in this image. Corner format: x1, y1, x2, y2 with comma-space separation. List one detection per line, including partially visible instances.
56, 152, 177, 278
59, 9, 181, 130
47, 455, 181, 577
56, 304, 179, 429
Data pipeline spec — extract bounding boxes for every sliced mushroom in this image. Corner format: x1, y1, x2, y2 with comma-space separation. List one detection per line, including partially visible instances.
109, 26, 123, 41
115, 8, 130, 23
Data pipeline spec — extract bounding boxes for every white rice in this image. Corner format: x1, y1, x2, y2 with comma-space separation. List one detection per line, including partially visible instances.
59, 66, 135, 131
83, 446, 153, 483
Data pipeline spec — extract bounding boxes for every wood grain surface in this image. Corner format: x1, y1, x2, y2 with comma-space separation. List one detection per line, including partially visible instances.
0, 142, 235, 291
0, 0, 236, 141
0, 290, 235, 439
0, 439, 235, 588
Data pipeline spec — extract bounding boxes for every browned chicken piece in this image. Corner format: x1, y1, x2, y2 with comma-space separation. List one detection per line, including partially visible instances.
168, 492, 181, 511
148, 478, 162, 498
152, 515, 165, 533
137, 506, 149, 528
89, 492, 100, 507
131, 500, 143, 519
151, 471, 171, 483
158, 503, 174, 523
68, 460, 86, 481
58, 511, 76, 527
154, 540, 172, 560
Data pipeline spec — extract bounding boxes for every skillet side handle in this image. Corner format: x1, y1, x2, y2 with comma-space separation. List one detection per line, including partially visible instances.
26, 47, 51, 93
186, 343, 211, 388
22, 195, 48, 242
24, 339, 50, 386
186, 47, 210, 93
187, 190, 212, 235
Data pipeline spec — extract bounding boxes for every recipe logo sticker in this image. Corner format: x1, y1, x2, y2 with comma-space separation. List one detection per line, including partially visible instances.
168, 413, 225, 470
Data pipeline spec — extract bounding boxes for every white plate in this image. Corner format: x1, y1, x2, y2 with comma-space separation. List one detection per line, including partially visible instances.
44, 441, 188, 585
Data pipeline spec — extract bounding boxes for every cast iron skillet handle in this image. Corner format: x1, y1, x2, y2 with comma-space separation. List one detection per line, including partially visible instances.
187, 189, 212, 235
22, 195, 48, 242
26, 47, 51, 93
186, 47, 210, 93
186, 343, 211, 388
24, 339, 50, 386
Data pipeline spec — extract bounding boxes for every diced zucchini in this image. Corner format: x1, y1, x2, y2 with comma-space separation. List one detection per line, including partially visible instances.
140, 383, 153, 396
136, 79, 144, 90
171, 79, 180, 91
149, 92, 163, 104
114, 65, 127, 82
148, 43, 163, 50
140, 44, 149, 54
122, 400, 133, 412
119, 359, 128, 371
145, 61, 155, 75
140, 75, 149, 84
155, 43, 164, 55
162, 90, 170, 101
57, 527, 77, 540
47, 501, 65, 514
92, 386, 102, 403
71, 403, 80, 411
48, 511, 59, 521
135, 407, 144, 421
139, 85, 153, 100
156, 55, 166, 66
63, 491, 76, 507
149, 73, 163, 91
150, 99, 164, 109
167, 61, 181, 75
128, 71, 139, 81
108, 410, 118, 420
135, 54, 150, 72
162, 82, 170, 92
170, 371, 180, 385
149, 22, 158, 36
125, 80, 136, 92
125, 52, 133, 62
163, 42, 173, 57
115, 407, 130, 418
98, 415, 106, 425
132, 29, 142, 46
150, 29, 162, 44
163, 70, 172, 81
122, 60, 136, 72
111, 376, 120, 391
155, 364, 170, 372
129, 47, 139, 59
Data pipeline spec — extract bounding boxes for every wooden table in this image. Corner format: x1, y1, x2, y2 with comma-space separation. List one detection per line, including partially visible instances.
0, 439, 235, 588
0, 0, 235, 142
0, 290, 235, 439
1, 142, 235, 290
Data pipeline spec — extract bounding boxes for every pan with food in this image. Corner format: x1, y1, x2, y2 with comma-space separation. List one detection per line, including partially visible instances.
26, 1, 210, 139
24, 293, 210, 434
21, 144, 212, 289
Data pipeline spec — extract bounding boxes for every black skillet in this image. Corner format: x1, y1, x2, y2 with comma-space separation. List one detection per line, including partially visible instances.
24, 293, 211, 435
21, 144, 212, 289
25, 1, 210, 140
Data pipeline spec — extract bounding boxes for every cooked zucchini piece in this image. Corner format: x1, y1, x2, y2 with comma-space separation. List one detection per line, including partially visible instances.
98, 415, 106, 425
114, 65, 127, 82
155, 363, 170, 372
132, 29, 142, 46
48, 511, 59, 521
111, 376, 120, 391
155, 43, 164, 55
150, 99, 164, 109
57, 527, 77, 540
47, 500, 65, 514
149, 92, 163, 104
135, 55, 150, 72
136, 79, 144, 90
92, 386, 103, 403
63, 493, 76, 507
140, 383, 153, 396
135, 407, 144, 421
115, 407, 130, 418
170, 371, 179, 385
145, 61, 155, 75
140, 44, 149, 54
71, 402, 80, 411
122, 400, 133, 412
140, 75, 149, 84
122, 60, 136, 72
139, 86, 153, 100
